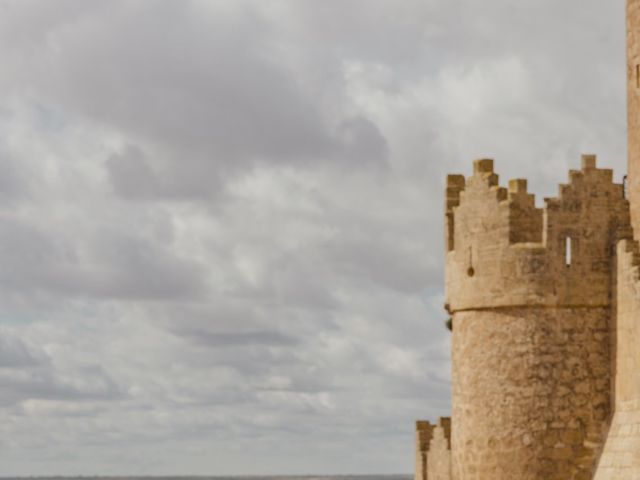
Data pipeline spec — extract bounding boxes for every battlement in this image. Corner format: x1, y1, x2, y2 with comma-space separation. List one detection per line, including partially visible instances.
445, 155, 631, 312
415, 418, 452, 480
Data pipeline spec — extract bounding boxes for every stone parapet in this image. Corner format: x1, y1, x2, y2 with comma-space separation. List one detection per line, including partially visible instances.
427, 418, 452, 480
445, 156, 630, 313
415, 418, 451, 480
415, 420, 434, 480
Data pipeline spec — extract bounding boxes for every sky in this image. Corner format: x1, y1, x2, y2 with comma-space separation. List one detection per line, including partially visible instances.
0, 0, 628, 476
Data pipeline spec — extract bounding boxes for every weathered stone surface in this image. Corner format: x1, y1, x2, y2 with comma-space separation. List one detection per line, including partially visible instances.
628, 0, 640, 235
452, 308, 610, 479
427, 419, 452, 480
445, 157, 630, 313
416, 421, 434, 480
593, 240, 640, 479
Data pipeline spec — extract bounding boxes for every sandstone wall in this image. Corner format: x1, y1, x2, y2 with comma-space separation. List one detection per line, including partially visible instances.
451, 308, 610, 480
427, 420, 452, 480
445, 157, 629, 313
628, 0, 640, 234
593, 239, 640, 479
415, 421, 434, 480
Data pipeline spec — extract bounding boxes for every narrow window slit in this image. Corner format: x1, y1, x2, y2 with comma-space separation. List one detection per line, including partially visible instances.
565, 237, 572, 266
636, 65, 640, 89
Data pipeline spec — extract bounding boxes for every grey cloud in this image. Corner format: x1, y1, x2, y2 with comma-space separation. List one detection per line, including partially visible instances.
0, 334, 45, 368
0, 218, 205, 301
337, 116, 390, 168
1, 369, 122, 406
321, 231, 436, 294
176, 329, 297, 348
0, 346, 123, 408
105, 145, 160, 200
0, 1, 392, 201
0, 152, 30, 204
0, 0, 626, 475
9, 3, 334, 154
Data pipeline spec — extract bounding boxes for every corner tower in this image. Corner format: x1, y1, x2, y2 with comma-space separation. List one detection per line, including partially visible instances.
445, 157, 630, 479
628, 0, 640, 233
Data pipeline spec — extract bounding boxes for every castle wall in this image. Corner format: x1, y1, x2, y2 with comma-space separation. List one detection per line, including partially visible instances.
628, 0, 640, 234
445, 157, 629, 313
451, 308, 610, 480
593, 239, 640, 479
427, 420, 452, 480
415, 421, 434, 480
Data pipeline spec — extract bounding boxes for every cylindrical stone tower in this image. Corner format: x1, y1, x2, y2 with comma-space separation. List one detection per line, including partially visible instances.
445, 157, 630, 480
628, 0, 640, 234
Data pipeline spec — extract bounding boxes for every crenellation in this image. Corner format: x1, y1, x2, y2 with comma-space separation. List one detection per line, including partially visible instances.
427, 418, 453, 480
416, 420, 436, 480
445, 175, 466, 251
493, 184, 508, 202
445, 155, 630, 312
446, 175, 466, 211
508, 178, 532, 200
582, 154, 597, 170
508, 178, 542, 244
438, 417, 452, 450
473, 158, 495, 175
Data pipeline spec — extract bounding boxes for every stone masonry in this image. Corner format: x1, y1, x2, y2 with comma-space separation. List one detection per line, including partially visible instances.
414, 1, 640, 478
427, 418, 451, 480
447, 157, 628, 480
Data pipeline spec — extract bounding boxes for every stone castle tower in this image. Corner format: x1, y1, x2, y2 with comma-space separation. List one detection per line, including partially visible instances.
415, 1, 640, 479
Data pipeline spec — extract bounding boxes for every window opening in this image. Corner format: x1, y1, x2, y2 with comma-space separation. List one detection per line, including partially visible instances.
565, 237, 572, 266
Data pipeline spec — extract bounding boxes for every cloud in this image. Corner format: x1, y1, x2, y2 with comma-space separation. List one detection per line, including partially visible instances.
0, 0, 626, 475
0, 333, 44, 368
176, 329, 298, 348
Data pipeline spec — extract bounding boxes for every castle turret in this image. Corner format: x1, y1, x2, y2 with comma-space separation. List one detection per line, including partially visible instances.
445, 156, 630, 479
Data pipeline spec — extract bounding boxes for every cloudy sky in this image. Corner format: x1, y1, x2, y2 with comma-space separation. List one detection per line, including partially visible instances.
0, 0, 628, 476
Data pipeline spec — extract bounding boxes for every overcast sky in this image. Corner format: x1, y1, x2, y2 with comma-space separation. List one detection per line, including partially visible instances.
0, 0, 628, 476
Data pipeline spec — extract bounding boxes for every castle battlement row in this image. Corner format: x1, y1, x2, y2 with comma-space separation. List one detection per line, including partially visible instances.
445, 156, 631, 312
416, 418, 452, 480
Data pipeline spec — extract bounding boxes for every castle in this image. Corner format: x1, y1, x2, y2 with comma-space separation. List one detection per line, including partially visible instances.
414, 1, 640, 479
